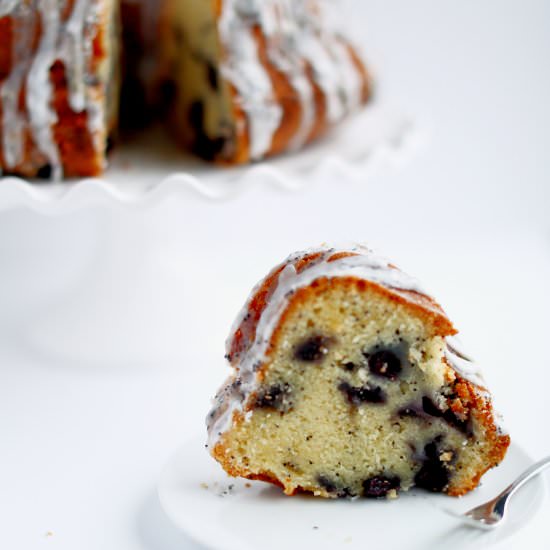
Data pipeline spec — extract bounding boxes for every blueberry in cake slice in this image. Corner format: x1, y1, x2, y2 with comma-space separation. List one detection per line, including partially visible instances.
207, 245, 510, 498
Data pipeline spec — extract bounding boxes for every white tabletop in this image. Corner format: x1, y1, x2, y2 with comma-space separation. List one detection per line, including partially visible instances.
1, 1, 549, 549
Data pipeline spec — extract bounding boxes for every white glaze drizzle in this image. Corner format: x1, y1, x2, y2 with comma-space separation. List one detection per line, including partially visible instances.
219, 0, 283, 160
217, 0, 365, 159
445, 335, 486, 388
291, 2, 362, 123
207, 245, 503, 448
330, 36, 363, 112
0, 2, 35, 168
1, 0, 104, 178
26, 0, 62, 179
69, 0, 105, 160
445, 335, 508, 435
255, 0, 315, 150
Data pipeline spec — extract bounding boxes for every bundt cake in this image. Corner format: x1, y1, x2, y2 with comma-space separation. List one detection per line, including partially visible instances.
0, 0, 370, 179
207, 245, 510, 498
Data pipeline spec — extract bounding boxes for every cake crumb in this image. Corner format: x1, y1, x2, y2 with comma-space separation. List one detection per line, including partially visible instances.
45, 531, 54, 538
200, 483, 209, 489
245, 483, 252, 488
218, 483, 236, 497
440, 451, 454, 463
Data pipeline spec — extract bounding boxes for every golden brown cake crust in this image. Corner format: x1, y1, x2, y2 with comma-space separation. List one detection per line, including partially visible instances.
444, 379, 510, 496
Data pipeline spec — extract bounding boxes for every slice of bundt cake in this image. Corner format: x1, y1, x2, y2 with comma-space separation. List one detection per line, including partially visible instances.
207, 245, 509, 498
155, 0, 371, 163
0, 0, 120, 179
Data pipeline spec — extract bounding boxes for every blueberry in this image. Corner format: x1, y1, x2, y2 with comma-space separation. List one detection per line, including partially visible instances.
253, 383, 293, 411
193, 135, 227, 161
362, 475, 401, 498
317, 475, 355, 498
422, 396, 471, 436
316, 474, 337, 493
36, 164, 52, 179
294, 336, 332, 362
414, 460, 449, 492
187, 100, 230, 160
105, 135, 115, 154
206, 62, 219, 91
397, 404, 422, 418
414, 440, 450, 492
158, 79, 177, 114
338, 381, 386, 405
422, 396, 442, 417
343, 362, 356, 372
188, 100, 204, 131
367, 350, 402, 380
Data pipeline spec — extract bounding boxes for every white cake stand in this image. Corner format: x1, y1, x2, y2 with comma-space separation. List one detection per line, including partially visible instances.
0, 102, 419, 212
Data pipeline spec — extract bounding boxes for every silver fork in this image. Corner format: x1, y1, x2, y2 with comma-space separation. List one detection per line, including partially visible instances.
452, 456, 550, 530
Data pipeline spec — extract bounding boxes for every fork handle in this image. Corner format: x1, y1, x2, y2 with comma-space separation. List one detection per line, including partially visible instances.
499, 456, 550, 501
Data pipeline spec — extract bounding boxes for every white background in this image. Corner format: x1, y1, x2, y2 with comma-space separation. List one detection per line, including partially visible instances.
1, 1, 549, 549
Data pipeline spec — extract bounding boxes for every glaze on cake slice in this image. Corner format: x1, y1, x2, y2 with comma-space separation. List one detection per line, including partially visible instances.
207, 245, 509, 498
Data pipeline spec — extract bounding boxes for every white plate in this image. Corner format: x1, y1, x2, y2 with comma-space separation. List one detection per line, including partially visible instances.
159, 435, 546, 550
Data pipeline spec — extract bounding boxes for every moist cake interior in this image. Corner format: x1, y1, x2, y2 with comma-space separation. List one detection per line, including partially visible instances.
161, 0, 236, 161
214, 278, 505, 498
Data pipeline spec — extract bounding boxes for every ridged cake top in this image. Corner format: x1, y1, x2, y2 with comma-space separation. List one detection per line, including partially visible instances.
0, 0, 104, 178
208, 244, 487, 449
218, 0, 368, 159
